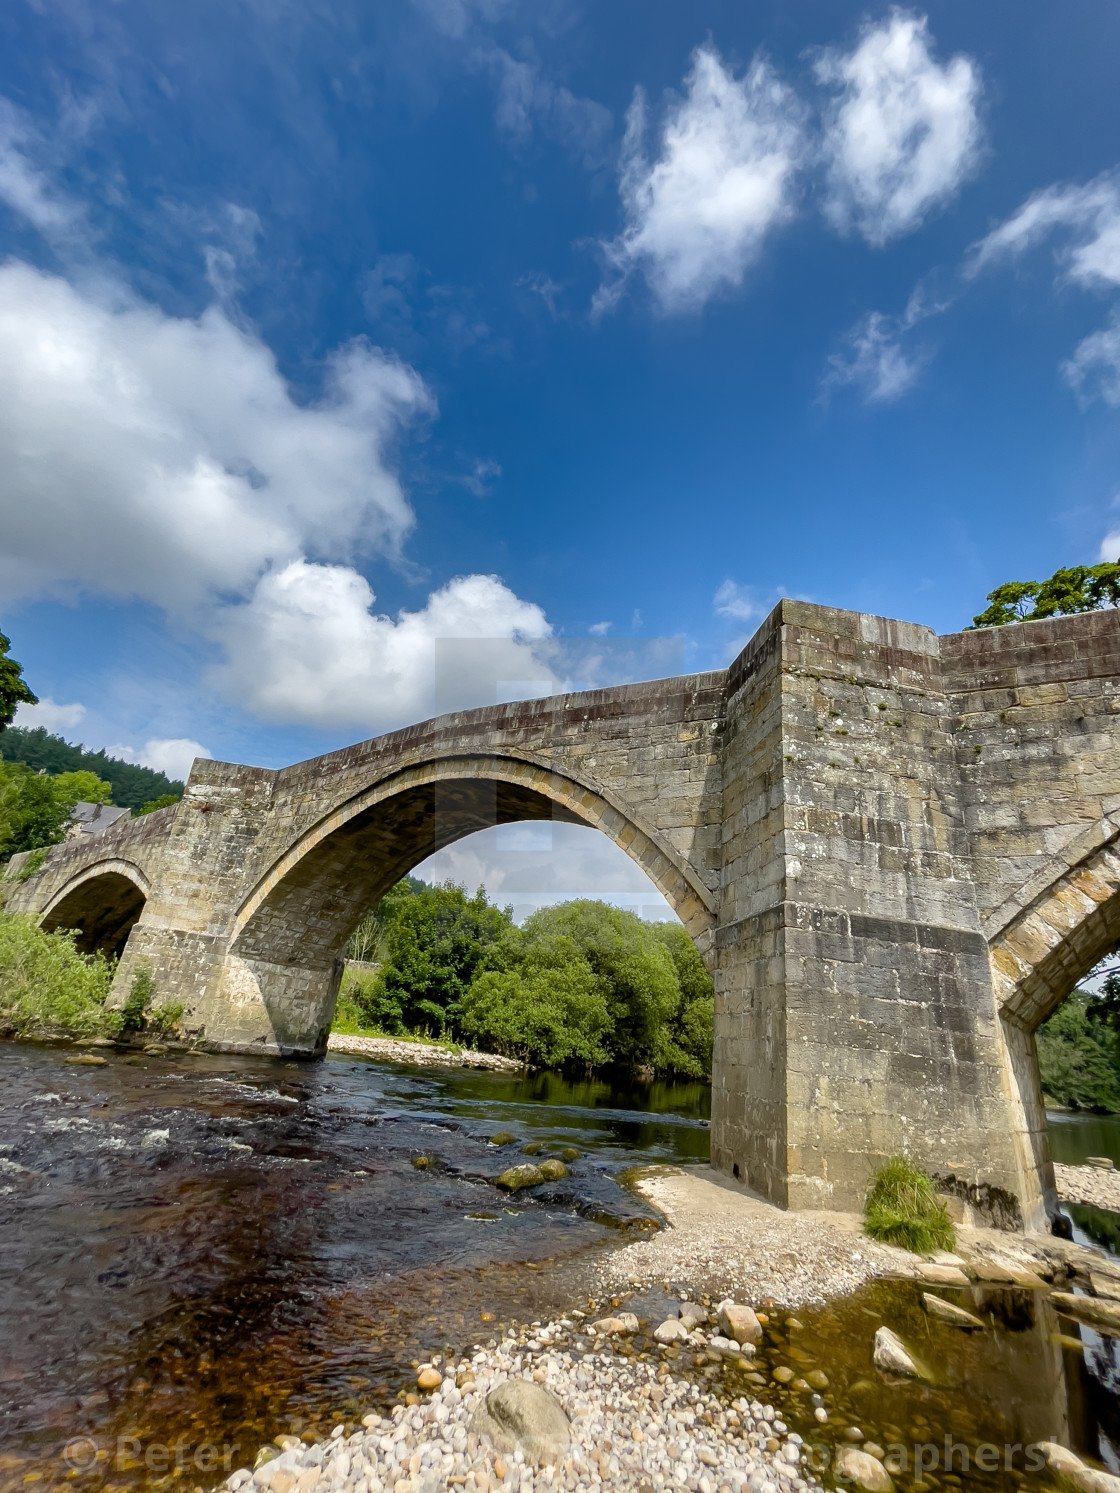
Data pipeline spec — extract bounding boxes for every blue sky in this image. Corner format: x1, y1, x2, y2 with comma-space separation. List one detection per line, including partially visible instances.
3, 0, 1120, 906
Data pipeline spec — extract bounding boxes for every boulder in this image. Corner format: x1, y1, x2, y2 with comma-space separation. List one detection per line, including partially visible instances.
872, 1326, 926, 1379
717, 1301, 762, 1346
496, 1164, 544, 1192
589, 1313, 639, 1336
834, 1446, 895, 1492
1037, 1442, 1120, 1493
537, 1159, 568, 1182
653, 1318, 689, 1344
1052, 1292, 1120, 1334
489, 1132, 518, 1146
921, 1293, 985, 1330
470, 1378, 571, 1466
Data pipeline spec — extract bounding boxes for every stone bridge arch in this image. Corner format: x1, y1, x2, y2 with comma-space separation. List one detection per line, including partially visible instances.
988, 832, 1120, 1226
219, 751, 718, 1055
40, 859, 151, 958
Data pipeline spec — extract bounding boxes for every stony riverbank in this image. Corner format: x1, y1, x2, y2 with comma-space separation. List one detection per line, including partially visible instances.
1054, 1160, 1120, 1214
327, 1033, 525, 1073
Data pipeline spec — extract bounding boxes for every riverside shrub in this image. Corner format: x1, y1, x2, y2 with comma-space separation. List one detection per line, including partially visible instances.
1036, 990, 1120, 1112
0, 910, 115, 1035
864, 1155, 956, 1254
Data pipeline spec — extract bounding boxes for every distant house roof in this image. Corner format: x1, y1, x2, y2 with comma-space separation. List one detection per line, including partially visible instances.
68, 802, 131, 836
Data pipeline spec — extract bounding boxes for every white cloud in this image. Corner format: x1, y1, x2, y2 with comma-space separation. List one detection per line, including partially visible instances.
415, 822, 677, 922
714, 580, 761, 622
816, 11, 982, 246
484, 48, 613, 170
212, 563, 554, 730
1064, 311, 1120, 406
13, 697, 87, 733
970, 171, 1120, 288
598, 45, 805, 314
0, 262, 429, 613
823, 291, 937, 403
107, 737, 213, 783
0, 99, 79, 241
588, 620, 611, 636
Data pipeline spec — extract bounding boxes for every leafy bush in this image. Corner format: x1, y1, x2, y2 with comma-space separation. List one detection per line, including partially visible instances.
0, 910, 116, 1036
864, 1155, 956, 1254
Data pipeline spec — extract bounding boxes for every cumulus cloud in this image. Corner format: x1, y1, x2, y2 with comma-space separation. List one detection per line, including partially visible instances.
212, 564, 554, 730
823, 290, 939, 403
108, 737, 214, 782
13, 697, 87, 733
714, 580, 761, 622
0, 262, 428, 611
970, 170, 1120, 288
484, 48, 613, 169
0, 99, 79, 241
1064, 312, 1120, 406
816, 11, 982, 246
597, 45, 805, 314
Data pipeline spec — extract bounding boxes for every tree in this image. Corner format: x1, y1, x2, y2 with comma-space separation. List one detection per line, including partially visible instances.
0, 764, 111, 861
0, 632, 37, 731
971, 563, 1120, 628
0, 727, 182, 811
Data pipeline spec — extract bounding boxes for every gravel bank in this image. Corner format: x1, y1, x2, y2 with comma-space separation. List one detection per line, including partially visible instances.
595, 1168, 914, 1307
229, 1324, 823, 1493
327, 1034, 524, 1073
1055, 1161, 1120, 1213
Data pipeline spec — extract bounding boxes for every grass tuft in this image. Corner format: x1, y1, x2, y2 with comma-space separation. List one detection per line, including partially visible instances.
864, 1154, 956, 1254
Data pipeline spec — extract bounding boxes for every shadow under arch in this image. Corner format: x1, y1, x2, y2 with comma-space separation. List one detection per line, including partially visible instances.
40, 860, 150, 959
989, 833, 1120, 1228
224, 753, 717, 1053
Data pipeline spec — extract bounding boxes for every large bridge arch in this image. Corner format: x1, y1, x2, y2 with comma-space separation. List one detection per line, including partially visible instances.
219, 751, 718, 1054
40, 859, 151, 958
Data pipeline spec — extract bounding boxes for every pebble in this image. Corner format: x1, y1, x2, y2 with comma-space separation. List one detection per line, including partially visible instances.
218, 1310, 824, 1493
1056, 1162, 1120, 1212
326, 1034, 523, 1073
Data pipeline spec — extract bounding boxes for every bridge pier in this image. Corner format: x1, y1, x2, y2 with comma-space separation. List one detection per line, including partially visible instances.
10, 599, 1120, 1227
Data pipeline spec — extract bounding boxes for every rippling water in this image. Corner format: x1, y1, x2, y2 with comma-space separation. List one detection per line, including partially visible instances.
0, 1040, 709, 1490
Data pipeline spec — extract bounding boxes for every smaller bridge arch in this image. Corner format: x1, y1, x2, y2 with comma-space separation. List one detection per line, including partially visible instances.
40, 859, 151, 958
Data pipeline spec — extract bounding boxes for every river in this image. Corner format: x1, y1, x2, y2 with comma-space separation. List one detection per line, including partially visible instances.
3, 1040, 1120, 1493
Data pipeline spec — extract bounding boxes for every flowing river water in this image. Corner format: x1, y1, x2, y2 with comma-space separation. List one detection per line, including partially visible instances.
2, 1040, 1120, 1493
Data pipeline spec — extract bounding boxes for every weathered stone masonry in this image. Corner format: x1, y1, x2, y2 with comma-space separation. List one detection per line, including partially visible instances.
10, 600, 1120, 1229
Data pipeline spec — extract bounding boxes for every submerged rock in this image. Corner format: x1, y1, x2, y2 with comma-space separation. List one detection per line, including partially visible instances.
834, 1446, 895, 1492
470, 1377, 570, 1465
489, 1131, 518, 1146
872, 1325, 926, 1379
1038, 1442, 1120, 1493
496, 1163, 544, 1191
537, 1159, 568, 1181
65, 1055, 108, 1066
921, 1292, 985, 1330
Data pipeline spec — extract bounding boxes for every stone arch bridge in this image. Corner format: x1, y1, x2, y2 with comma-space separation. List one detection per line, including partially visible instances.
9, 599, 1120, 1231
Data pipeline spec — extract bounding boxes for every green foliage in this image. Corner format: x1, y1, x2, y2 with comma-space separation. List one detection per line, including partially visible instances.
119, 967, 156, 1034
864, 1155, 956, 1254
0, 910, 116, 1036
0, 726, 183, 811
971, 562, 1120, 628
339, 882, 715, 1077
0, 631, 37, 731
16, 847, 47, 882
0, 762, 113, 861
136, 794, 181, 817
1037, 989, 1120, 1112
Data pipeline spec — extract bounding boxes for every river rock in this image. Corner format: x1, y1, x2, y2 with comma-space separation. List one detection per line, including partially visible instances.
679, 1300, 707, 1328
1037, 1442, 1120, 1493
834, 1446, 895, 1492
873, 1326, 925, 1379
416, 1367, 442, 1390
921, 1292, 985, 1330
718, 1300, 762, 1345
470, 1377, 570, 1466
1052, 1292, 1120, 1333
917, 1263, 971, 1287
654, 1317, 689, 1343
65, 1054, 108, 1066
496, 1164, 544, 1191
590, 1313, 639, 1336
1086, 1158, 1116, 1170
489, 1132, 518, 1146
537, 1159, 568, 1181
